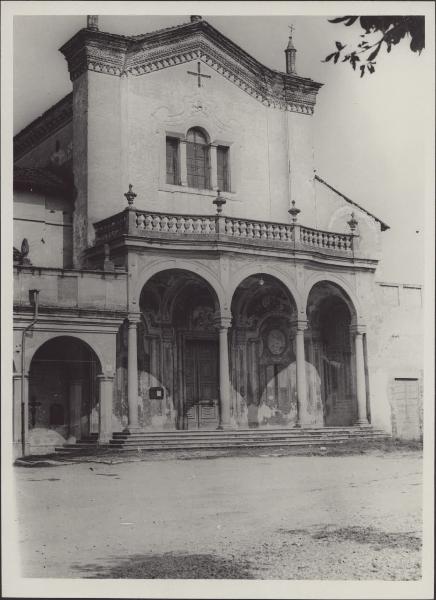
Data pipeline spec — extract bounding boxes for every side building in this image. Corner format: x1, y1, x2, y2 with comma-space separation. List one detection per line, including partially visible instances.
12, 16, 423, 457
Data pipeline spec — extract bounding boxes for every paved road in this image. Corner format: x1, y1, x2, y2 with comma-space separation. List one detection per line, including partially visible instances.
14, 450, 422, 580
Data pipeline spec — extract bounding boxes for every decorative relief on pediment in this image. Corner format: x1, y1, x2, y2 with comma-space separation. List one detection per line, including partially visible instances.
151, 93, 235, 136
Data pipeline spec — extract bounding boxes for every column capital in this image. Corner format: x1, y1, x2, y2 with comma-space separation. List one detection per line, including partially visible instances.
127, 313, 141, 325
213, 315, 232, 330
350, 324, 366, 335
291, 319, 308, 333
97, 373, 115, 382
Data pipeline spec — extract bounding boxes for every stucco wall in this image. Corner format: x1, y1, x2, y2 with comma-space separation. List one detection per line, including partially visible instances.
366, 281, 423, 438
80, 64, 317, 230
14, 190, 73, 268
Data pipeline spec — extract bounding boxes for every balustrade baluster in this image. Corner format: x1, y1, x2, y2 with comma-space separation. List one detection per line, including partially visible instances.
144, 214, 153, 230
137, 213, 145, 229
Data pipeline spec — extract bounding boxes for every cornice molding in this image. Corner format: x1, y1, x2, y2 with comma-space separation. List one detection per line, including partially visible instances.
60, 21, 322, 114
14, 93, 73, 162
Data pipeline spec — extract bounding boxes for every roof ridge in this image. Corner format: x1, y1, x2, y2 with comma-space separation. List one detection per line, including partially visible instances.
315, 174, 389, 231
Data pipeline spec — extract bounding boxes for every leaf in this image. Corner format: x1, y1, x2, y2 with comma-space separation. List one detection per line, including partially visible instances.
323, 52, 336, 62
360, 65, 365, 77
344, 16, 359, 26
333, 52, 340, 64
368, 64, 375, 73
367, 43, 381, 61
328, 16, 350, 23
335, 41, 346, 50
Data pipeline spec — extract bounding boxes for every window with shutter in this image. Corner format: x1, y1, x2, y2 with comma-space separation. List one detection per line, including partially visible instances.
217, 146, 230, 192
186, 127, 210, 189
166, 137, 180, 185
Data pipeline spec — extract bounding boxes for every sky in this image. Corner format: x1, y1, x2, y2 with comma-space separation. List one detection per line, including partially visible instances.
11, 6, 434, 285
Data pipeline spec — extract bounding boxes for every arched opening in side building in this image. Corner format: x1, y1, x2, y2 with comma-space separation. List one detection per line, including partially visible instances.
306, 282, 357, 426
230, 274, 300, 428
28, 336, 102, 446
138, 269, 221, 430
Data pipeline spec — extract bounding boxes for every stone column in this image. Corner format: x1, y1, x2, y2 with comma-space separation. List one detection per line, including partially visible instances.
215, 316, 233, 430
294, 320, 308, 427
97, 374, 114, 443
180, 141, 188, 186
210, 144, 218, 190
353, 327, 369, 426
69, 379, 83, 440
13, 373, 22, 453
127, 316, 140, 430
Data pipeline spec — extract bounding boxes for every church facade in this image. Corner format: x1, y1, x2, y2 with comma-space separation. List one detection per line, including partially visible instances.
12, 16, 423, 457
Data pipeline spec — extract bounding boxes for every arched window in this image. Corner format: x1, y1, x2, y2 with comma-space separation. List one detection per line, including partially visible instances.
186, 127, 210, 189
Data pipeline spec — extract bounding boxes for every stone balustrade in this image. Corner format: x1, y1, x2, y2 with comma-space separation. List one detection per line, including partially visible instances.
93, 208, 355, 256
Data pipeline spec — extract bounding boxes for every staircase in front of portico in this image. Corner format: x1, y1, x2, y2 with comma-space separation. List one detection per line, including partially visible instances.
55, 426, 389, 455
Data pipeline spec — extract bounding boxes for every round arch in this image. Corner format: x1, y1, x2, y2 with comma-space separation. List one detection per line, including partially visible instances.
303, 273, 363, 323
134, 260, 228, 316
25, 333, 104, 375
228, 264, 304, 315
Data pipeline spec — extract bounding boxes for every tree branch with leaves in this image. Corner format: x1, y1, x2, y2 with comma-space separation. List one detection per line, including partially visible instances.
323, 16, 425, 76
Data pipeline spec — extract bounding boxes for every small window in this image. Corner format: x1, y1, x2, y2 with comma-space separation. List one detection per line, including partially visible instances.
166, 137, 180, 185
186, 127, 210, 189
217, 146, 230, 192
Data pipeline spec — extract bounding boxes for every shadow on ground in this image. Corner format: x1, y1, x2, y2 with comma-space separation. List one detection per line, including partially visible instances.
73, 552, 254, 579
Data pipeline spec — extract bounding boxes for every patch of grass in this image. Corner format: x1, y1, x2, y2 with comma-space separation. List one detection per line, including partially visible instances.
312, 526, 422, 551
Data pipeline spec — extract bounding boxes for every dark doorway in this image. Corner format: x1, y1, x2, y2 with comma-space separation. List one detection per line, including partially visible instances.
184, 339, 219, 429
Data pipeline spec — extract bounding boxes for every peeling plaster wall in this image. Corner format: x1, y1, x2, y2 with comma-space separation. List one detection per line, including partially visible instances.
365, 282, 423, 438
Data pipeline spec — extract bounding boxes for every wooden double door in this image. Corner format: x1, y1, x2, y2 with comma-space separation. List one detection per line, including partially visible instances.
184, 339, 219, 429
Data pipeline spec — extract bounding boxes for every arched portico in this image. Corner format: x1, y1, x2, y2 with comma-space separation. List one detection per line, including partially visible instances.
230, 273, 307, 428
305, 280, 369, 426
126, 268, 232, 431
15, 333, 116, 456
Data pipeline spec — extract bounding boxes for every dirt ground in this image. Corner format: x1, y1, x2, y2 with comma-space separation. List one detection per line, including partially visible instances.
14, 448, 422, 580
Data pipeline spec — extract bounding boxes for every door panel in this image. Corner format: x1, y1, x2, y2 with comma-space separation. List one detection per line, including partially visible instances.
184, 340, 219, 429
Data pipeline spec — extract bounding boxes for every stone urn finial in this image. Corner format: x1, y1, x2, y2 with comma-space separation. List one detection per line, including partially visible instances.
347, 212, 358, 232
124, 184, 137, 208
288, 200, 300, 223
213, 189, 226, 214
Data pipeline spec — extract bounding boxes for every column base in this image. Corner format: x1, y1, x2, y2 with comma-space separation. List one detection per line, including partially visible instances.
123, 426, 143, 434
216, 424, 235, 431
98, 435, 112, 445
355, 419, 371, 427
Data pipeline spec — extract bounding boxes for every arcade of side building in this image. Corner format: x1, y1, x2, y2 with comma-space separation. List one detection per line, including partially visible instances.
12, 16, 423, 457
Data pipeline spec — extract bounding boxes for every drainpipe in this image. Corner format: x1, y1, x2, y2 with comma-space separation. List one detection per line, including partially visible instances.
21, 289, 39, 456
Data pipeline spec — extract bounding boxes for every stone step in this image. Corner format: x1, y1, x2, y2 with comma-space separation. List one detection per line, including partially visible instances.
111, 426, 371, 437
54, 427, 389, 455
110, 430, 387, 442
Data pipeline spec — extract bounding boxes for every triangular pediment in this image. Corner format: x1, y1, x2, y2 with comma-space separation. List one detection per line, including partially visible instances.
60, 19, 322, 114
